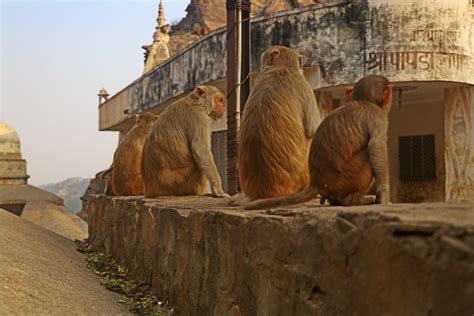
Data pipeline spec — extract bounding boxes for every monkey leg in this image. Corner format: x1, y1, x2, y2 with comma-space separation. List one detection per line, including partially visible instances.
338, 192, 376, 206
329, 177, 375, 206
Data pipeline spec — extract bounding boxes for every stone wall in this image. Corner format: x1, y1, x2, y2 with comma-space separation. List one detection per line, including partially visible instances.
87, 195, 474, 316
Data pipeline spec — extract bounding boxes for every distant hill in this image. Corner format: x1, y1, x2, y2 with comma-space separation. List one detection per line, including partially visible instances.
39, 178, 90, 213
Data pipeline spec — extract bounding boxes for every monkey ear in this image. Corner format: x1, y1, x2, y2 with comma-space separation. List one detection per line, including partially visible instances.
194, 86, 206, 98
343, 87, 353, 104
382, 85, 393, 111
268, 49, 280, 65
135, 114, 140, 123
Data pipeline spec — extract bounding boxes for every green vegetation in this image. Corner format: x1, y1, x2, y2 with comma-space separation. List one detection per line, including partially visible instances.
76, 240, 173, 315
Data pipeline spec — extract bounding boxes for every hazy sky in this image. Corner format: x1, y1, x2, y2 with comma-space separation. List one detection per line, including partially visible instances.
0, 0, 188, 185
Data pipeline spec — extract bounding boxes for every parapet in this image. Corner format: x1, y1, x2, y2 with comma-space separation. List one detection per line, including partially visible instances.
86, 195, 474, 315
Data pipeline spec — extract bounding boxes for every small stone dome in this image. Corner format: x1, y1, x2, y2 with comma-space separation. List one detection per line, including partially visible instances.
0, 122, 21, 159
98, 88, 109, 97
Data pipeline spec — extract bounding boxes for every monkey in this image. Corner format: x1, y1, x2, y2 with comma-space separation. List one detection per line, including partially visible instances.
101, 120, 138, 195
141, 85, 228, 198
109, 112, 159, 196
231, 45, 321, 205
244, 75, 392, 210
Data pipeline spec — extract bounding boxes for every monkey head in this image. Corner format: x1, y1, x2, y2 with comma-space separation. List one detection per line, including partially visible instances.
135, 112, 159, 125
260, 45, 304, 73
351, 75, 393, 112
193, 86, 226, 121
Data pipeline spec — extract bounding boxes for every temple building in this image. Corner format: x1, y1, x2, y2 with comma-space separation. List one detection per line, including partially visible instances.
98, 0, 473, 203
0, 122, 87, 239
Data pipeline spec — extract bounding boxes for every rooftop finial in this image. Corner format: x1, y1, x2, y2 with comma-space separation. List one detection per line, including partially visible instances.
98, 87, 109, 105
141, 0, 171, 74
157, 0, 168, 28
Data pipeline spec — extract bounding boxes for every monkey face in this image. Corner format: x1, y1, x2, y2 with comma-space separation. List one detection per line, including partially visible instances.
193, 86, 226, 121
210, 94, 226, 120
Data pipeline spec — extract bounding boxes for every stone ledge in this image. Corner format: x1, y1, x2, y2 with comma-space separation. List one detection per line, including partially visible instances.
86, 195, 474, 315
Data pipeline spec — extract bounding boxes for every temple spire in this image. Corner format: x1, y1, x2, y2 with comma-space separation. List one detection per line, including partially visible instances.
141, 0, 171, 74
157, 0, 168, 29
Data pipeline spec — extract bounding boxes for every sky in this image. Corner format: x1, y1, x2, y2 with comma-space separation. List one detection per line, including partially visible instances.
0, 0, 188, 185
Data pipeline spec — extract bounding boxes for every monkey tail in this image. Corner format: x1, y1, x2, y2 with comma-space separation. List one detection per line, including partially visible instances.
99, 166, 113, 180
99, 166, 114, 195
243, 186, 318, 210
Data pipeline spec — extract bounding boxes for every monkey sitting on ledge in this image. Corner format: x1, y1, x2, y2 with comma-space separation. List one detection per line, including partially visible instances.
106, 112, 159, 196
231, 45, 321, 206
141, 85, 228, 198
244, 75, 392, 210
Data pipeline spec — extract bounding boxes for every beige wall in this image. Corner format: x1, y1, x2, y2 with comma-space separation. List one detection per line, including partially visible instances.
388, 87, 446, 203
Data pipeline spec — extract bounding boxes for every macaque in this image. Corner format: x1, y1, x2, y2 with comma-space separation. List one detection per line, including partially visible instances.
141, 85, 228, 198
232, 45, 321, 204
101, 121, 136, 195
245, 75, 392, 209
109, 112, 159, 196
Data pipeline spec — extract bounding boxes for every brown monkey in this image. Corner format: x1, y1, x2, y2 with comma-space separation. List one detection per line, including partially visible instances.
245, 75, 392, 209
141, 85, 228, 198
109, 112, 159, 196
101, 121, 137, 195
234, 45, 321, 203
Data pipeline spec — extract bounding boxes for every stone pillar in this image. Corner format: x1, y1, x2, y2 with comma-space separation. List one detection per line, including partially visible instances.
444, 86, 473, 201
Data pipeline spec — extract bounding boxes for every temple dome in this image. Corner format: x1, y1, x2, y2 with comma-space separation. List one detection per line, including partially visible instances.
0, 122, 21, 159
0, 122, 28, 185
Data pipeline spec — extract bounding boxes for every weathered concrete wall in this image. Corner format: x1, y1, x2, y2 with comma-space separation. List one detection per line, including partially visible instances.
86, 195, 474, 316
99, 0, 354, 130
98, 27, 228, 131
100, 0, 473, 131
365, 0, 473, 82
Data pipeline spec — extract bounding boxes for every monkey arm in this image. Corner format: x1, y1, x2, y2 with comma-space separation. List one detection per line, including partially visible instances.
190, 127, 226, 197
366, 118, 390, 203
300, 85, 321, 138
303, 102, 321, 138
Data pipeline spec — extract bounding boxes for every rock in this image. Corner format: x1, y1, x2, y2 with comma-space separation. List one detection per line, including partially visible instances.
173, 0, 318, 34
170, 0, 321, 53
39, 177, 90, 213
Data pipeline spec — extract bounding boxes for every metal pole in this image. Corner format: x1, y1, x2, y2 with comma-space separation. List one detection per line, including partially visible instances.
226, 0, 238, 195
240, 0, 251, 114
226, 0, 251, 195
236, 0, 242, 125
